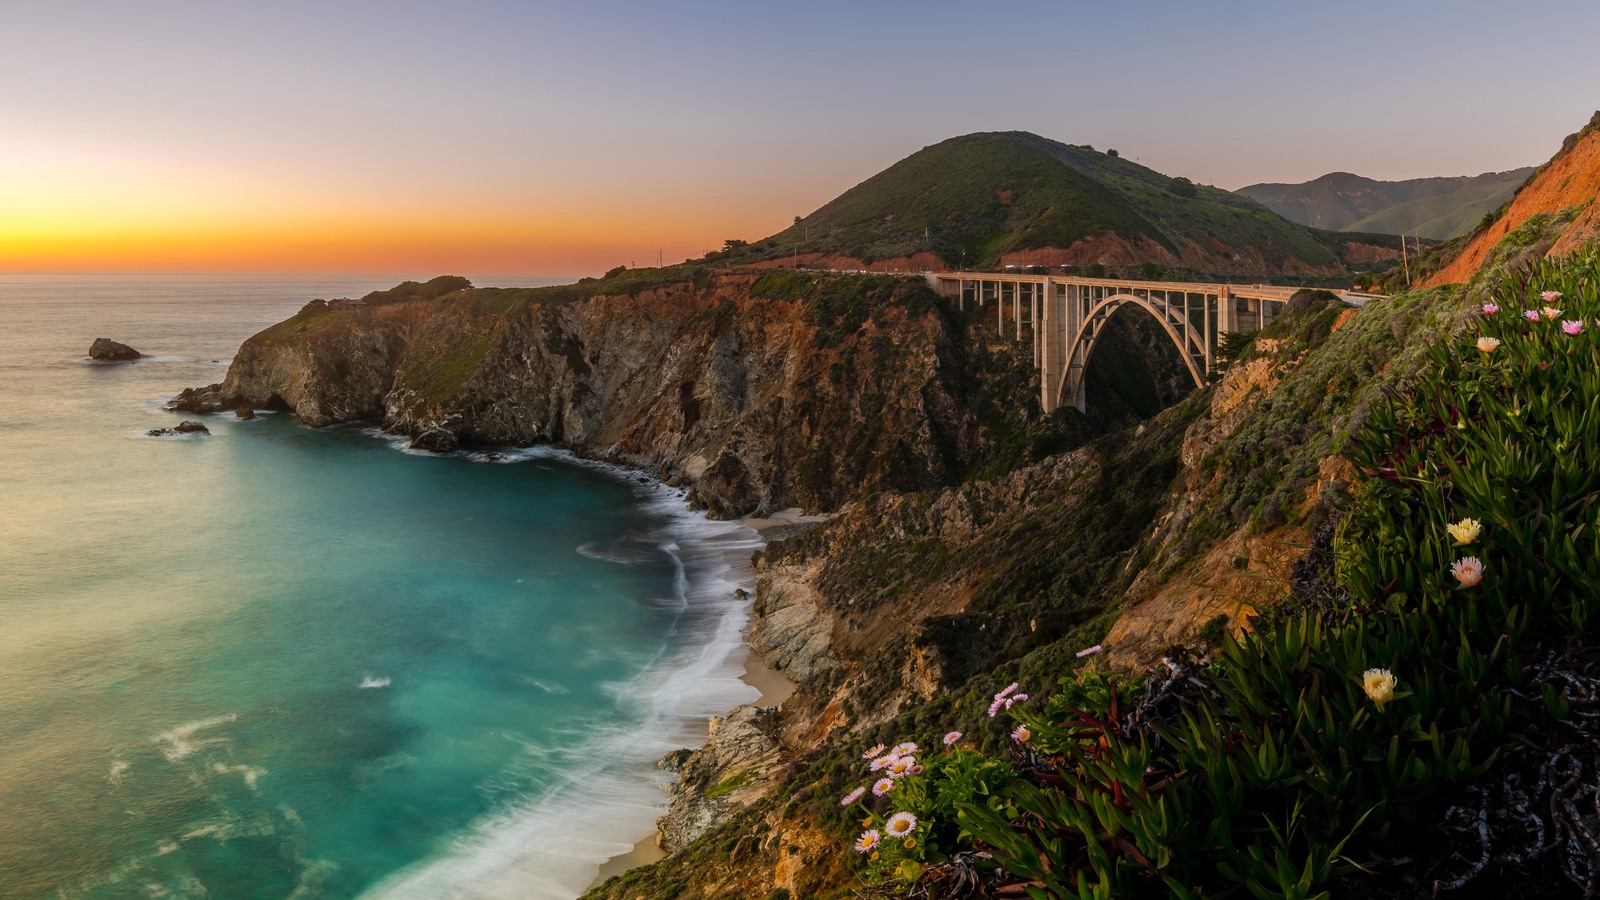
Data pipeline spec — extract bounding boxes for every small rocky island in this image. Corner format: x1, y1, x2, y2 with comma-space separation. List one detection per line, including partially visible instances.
88, 338, 143, 361
146, 421, 210, 437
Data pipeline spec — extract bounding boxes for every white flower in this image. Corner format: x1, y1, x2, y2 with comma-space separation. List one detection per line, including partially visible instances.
1452, 556, 1484, 587
1476, 337, 1500, 353
872, 777, 895, 796
885, 811, 918, 837
1011, 725, 1031, 743
1362, 668, 1397, 705
840, 787, 866, 806
855, 829, 881, 853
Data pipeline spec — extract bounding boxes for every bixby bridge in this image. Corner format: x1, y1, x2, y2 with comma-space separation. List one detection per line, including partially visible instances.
924, 272, 1374, 413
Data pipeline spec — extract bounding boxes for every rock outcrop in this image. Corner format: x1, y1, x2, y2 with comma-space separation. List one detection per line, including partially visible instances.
171, 272, 1055, 518
147, 420, 210, 436
656, 705, 783, 852
89, 338, 142, 361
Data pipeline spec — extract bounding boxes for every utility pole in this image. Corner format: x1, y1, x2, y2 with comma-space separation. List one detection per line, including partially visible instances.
1401, 234, 1411, 288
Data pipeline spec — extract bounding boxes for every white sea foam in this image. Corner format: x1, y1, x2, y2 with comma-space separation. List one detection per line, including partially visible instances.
155, 713, 238, 761
108, 760, 130, 784
211, 763, 267, 790
361, 676, 392, 689
360, 448, 765, 900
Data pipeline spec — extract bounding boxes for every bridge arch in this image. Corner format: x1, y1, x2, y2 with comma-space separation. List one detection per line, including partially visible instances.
1052, 292, 1207, 414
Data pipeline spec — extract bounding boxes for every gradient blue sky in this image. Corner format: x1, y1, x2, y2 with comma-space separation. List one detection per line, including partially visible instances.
3, 0, 1598, 273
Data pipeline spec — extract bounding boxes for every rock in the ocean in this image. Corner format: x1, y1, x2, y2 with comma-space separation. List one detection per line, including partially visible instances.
168, 383, 227, 413
409, 427, 459, 454
235, 407, 256, 420
88, 338, 143, 361
173, 420, 210, 434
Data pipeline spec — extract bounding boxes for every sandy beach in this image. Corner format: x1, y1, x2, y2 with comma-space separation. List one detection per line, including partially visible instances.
586, 512, 812, 892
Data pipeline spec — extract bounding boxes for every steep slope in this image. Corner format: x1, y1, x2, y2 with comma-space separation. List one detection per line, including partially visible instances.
1238, 167, 1533, 238
1423, 111, 1600, 286
172, 270, 1163, 519
713, 131, 1401, 279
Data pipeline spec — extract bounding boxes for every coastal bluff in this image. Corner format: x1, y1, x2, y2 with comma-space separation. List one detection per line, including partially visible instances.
171, 271, 1071, 518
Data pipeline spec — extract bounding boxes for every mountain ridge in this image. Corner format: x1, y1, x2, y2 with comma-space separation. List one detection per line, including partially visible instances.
1237, 167, 1534, 239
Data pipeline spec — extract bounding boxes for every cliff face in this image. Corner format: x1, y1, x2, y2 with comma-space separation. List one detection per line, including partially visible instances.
175, 272, 1090, 518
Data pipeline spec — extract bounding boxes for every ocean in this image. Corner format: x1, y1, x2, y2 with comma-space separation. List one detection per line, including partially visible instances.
0, 275, 763, 898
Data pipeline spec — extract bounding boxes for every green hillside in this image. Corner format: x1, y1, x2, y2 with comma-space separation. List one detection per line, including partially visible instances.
1238, 167, 1533, 239
716, 132, 1360, 274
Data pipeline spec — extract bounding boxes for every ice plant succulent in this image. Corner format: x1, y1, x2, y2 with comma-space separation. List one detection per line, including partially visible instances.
1542, 306, 1564, 320
1452, 556, 1485, 587
1564, 319, 1586, 335
1476, 337, 1500, 353
884, 812, 918, 838
840, 786, 866, 807
1481, 303, 1500, 315
1362, 668, 1397, 705
855, 829, 881, 853
1446, 518, 1482, 545
1542, 290, 1563, 302
1524, 309, 1543, 322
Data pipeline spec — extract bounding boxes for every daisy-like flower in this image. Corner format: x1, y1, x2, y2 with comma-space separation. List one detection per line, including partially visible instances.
884, 811, 918, 838
1011, 724, 1031, 743
840, 786, 866, 807
909, 764, 924, 775
861, 744, 885, 760
1481, 303, 1500, 315
1446, 518, 1482, 545
855, 829, 881, 853
943, 731, 963, 745
1542, 306, 1564, 320
869, 754, 896, 772
886, 757, 915, 779
1477, 337, 1500, 353
1565, 320, 1586, 335
890, 742, 919, 757
986, 697, 1005, 717
1524, 309, 1542, 322
1362, 668, 1397, 705
1542, 290, 1563, 303
997, 683, 1018, 700
1012, 693, 1029, 703
1452, 556, 1484, 587
1076, 645, 1103, 658
872, 777, 895, 796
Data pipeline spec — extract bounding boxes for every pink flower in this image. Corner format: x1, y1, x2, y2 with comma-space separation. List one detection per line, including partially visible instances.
1542, 290, 1563, 303
1481, 304, 1500, 315
986, 697, 1005, 717
862, 744, 884, 760
1542, 306, 1564, 320
1452, 556, 1484, 587
1012, 693, 1029, 703
855, 829, 881, 853
1563, 320, 1585, 335
886, 757, 915, 779
869, 755, 896, 772
943, 731, 963, 745
1011, 725, 1031, 743
1076, 645, 1103, 658
885, 811, 919, 837
890, 742, 919, 757
997, 683, 1018, 699
840, 786, 866, 806
1524, 310, 1542, 322
909, 764, 924, 775
872, 777, 895, 796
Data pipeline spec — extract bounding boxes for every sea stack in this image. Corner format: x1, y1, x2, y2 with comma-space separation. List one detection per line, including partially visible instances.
88, 338, 143, 361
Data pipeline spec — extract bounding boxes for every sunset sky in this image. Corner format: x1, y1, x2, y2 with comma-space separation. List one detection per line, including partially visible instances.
4, 0, 1599, 276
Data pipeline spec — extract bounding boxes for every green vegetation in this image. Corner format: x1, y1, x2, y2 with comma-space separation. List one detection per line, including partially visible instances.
846, 247, 1600, 897
1238, 168, 1535, 240
717, 132, 1343, 273
705, 771, 755, 799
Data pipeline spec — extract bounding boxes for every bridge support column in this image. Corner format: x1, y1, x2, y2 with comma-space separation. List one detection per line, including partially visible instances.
1040, 277, 1059, 413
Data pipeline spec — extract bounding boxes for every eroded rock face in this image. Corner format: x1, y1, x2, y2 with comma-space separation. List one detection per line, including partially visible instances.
170, 275, 992, 518
89, 338, 142, 361
656, 705, 782, 852
749, 561, 837, 684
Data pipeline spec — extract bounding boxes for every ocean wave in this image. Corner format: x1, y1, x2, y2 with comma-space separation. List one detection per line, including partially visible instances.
155, 713, 238, 761
360, 449, 764, 900
361, 676, 392, 689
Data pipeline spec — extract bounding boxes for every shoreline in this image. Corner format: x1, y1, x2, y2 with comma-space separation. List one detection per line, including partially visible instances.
584, 509, 815, 893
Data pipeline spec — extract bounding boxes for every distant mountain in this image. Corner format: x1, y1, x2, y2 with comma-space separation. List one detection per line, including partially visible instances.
715, 131, 1403, 280
1422, 111, 1600, 286
1237, 168, 1534, 240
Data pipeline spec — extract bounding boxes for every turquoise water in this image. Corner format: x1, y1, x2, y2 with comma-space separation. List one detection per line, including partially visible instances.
0, 276, 761, 898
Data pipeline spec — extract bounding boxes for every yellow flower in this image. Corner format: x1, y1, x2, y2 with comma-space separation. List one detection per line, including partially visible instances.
1446, 518, 1482, 545
1363, 668, 1397, 705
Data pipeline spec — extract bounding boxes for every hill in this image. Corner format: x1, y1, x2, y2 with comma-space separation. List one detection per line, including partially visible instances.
1419, 111, 1600, 286
712, 131, 1403, 281
1237, 167, 1534, 239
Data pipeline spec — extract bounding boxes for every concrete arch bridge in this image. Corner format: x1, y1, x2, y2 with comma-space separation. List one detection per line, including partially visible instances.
925, 272, 1373, 413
